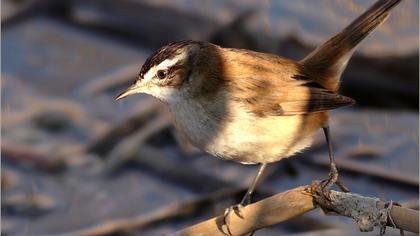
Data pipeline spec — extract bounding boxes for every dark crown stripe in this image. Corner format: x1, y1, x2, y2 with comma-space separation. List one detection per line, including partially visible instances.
139, 40, 198, 78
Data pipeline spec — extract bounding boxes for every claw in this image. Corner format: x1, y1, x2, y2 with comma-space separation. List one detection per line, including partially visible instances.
336, 177, 350, 192
320, 169, 350, 200
223, 203, 245, 235
224, 203, 245, 222
223, 202, 257, 236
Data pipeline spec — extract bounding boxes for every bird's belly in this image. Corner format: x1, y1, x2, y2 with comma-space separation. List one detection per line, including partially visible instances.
169, 99, 327, 164
204, 114, 323, 164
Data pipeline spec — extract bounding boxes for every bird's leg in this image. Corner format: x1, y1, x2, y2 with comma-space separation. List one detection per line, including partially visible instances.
321, 126, 350, 196
223, 163, 267, 234
241, 163, 267, 206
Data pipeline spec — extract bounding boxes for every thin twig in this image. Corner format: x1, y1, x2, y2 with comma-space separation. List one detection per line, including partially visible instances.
173, 183, 419, 236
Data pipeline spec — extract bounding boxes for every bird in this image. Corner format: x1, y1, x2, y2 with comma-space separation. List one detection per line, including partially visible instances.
116, 0, 401, 223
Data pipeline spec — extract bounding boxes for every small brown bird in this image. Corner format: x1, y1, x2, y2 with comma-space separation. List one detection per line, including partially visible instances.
116, 0, 401, 214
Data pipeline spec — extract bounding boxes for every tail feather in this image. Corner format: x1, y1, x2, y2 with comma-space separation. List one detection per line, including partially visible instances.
300, 0, 402, 91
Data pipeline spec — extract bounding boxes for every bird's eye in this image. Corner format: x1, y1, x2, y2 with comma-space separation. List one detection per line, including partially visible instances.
157, 70, 167, 79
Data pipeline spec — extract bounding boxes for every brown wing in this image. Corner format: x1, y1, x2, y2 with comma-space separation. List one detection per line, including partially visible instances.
229, 74, 354, 116
219, 47, 355, 116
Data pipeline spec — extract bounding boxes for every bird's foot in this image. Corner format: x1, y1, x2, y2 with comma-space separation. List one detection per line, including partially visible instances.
223, 192, 254, 235
223, 193, 250, 224
320, 170, 350, 199
223, 203, 244, 235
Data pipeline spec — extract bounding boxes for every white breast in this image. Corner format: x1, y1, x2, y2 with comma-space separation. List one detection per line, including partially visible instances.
166, 92, 318, 164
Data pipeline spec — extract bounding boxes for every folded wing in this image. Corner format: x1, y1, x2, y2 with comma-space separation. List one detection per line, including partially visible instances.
230, 74, 354, 116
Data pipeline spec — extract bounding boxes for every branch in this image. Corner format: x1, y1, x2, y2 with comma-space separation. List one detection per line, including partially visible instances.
173, 183, 419, 236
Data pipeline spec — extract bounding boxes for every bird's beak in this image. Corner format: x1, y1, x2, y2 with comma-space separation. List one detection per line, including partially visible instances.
115, 83, 141, 101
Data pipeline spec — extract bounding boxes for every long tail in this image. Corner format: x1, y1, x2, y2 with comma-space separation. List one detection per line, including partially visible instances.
300, 0, 402, 91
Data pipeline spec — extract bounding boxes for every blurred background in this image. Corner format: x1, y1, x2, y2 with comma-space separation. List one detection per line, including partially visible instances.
1, 0, 419, 235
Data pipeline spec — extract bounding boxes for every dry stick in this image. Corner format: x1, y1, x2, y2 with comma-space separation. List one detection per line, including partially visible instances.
173, 186, 314, 236
173, 184, 419, 236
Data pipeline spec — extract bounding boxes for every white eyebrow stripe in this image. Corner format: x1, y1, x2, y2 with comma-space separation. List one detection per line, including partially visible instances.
143, 54, 183, 82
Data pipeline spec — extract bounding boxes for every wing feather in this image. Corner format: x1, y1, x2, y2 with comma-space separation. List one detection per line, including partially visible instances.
229, 74, 354, 116
220, 47, 355, 116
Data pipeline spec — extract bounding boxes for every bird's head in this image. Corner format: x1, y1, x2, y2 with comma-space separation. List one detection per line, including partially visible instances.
115, 40, 202, 103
